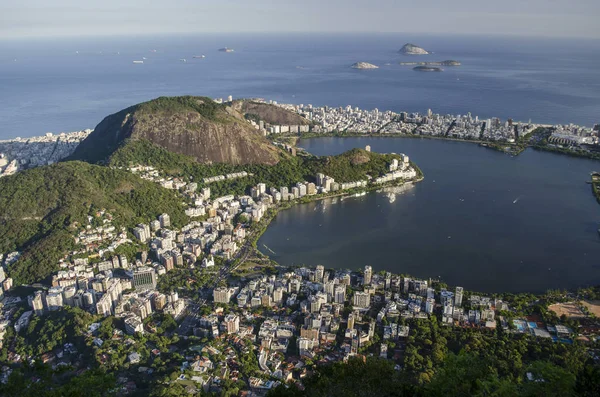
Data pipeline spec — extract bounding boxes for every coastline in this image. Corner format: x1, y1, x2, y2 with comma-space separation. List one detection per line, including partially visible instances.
281, 130, 600, 161
233, 174, 424, 276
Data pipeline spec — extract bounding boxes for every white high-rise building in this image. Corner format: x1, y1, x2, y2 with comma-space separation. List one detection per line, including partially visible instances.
224, 314, 239, 333
316, 173, 325, 186
29, 291, 45, 315
213, 287, 232, 303
158, 213, 170, 228
315, 265, 324, 283
257, 183, 267, 195
45, 287, 64, 311
334, 286, 346, 304
324, 281, 336, 297
363, 265, 372, 285
353, 291, 370, 308
455, 286, 463, 307
273, 287, 284, 304
425, 298, 435, 314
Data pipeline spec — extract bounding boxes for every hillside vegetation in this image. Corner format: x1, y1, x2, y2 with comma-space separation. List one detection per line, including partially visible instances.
111, 140, 407, 196
0, 161, 187, 285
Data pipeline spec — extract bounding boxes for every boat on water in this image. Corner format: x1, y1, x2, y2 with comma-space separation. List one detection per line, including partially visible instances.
193, 55, 206, 58
179, 58, 187, 62
132, 60, 144, 64
218, 47, 235, 53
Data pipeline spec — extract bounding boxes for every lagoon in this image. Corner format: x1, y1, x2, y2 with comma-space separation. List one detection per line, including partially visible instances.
258, 137, 600, 293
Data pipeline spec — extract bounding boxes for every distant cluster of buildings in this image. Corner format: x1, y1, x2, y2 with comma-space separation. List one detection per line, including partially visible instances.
268, 101, 599, 148
548, 124, 599, 146
280, 103, 538, 142
0, 130, 91, 177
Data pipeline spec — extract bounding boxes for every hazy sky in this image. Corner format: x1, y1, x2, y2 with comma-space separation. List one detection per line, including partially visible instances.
2, 0, 599, 39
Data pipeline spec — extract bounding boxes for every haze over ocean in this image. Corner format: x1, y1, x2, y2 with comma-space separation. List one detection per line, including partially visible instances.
1, 33, 599, 140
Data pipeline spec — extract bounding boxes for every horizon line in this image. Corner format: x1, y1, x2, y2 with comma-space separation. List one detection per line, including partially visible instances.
1, 30, 599, 42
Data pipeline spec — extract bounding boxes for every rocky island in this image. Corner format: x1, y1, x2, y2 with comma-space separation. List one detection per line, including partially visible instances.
351, 62, 379, 69
400, 60, 461, 66
399, 43, 429, 55
413, 65, 443, 72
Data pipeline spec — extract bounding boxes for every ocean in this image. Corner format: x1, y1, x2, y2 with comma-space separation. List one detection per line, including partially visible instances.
1, 33, 599, 140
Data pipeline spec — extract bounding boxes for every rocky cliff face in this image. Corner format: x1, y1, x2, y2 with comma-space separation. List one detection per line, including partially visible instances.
72, 96, 282, 165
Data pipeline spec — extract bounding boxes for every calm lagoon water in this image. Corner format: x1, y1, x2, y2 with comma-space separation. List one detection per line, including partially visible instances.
259, 137, 600, 293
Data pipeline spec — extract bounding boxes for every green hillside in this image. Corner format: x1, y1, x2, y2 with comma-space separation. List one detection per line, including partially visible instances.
109, 140, 411, 197
0, 161, 188, 285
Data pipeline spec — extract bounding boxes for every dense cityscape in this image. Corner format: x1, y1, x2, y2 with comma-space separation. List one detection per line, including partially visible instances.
0, 141, 426, 391
273, 101, 599, 148
2, 0, 600, 394
0, 97, 599, 396
0, 113, 599, 395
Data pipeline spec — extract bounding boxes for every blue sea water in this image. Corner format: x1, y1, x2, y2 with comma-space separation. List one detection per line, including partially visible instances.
1, 33, 599, 139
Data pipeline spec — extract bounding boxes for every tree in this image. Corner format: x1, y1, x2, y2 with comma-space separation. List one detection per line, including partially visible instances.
521, 361, 576, 397
269, 357, 418, 397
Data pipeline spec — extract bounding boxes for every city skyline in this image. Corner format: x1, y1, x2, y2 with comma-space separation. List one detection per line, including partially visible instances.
2, 0, 599, 39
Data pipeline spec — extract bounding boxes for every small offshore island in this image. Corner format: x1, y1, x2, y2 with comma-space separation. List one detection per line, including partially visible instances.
1, 96, 600, 396
399, 43, 429, 55
351, 62, 379, 69
413, 65, 444, 72
400, 60, 461, 66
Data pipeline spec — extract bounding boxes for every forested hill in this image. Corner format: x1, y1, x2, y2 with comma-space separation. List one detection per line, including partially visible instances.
71, 96, 283, 165
109, 139, 414, 197
0, 161, 187, 285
